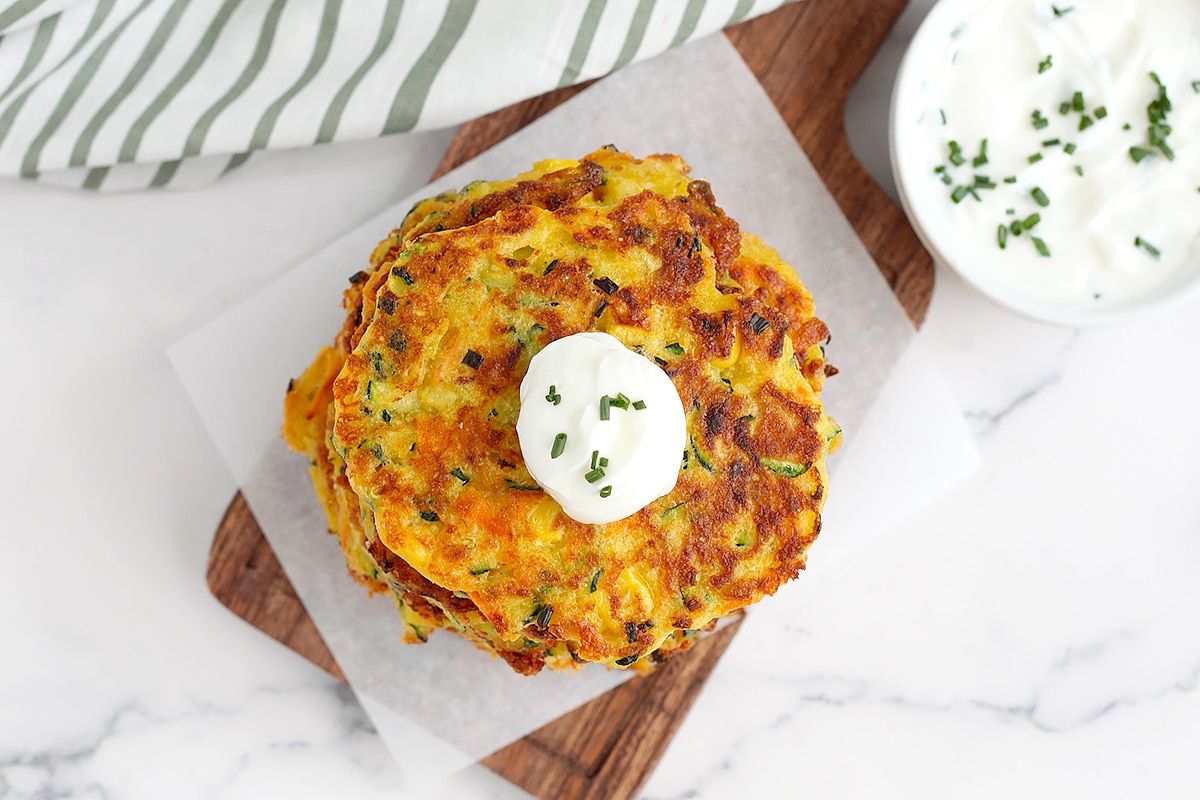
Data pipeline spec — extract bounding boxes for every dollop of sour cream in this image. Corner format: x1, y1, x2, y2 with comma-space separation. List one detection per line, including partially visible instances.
920, 0, 1200, 310
516, 332, 686, 525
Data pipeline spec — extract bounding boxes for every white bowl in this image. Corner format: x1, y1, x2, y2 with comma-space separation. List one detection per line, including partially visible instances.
889, 0, 1200, 326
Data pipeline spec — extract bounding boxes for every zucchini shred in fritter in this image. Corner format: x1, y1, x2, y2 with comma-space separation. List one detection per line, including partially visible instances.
283, 148, 840, 675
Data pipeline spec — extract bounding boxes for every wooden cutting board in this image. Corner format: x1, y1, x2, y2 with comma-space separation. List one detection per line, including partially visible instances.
206, 2, 933, 798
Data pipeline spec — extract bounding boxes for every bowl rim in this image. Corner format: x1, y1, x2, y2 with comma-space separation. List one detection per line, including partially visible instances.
888, 0, 1200, 327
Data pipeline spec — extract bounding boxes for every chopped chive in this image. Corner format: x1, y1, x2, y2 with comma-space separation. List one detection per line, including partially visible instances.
1135, 236, 1161, 258
536, 604, 554, 628
1072, 91, 1085, 111
1075, 165, 1084, 176
1003, 176, 1018, 184
600, 395, 611, 421
1031, 187, 1051, 207
1011, 220, 1024, 236
584, 467, 605, 484
1148, 100, 1166, 124
940, 108, 947, 125
381, 409, 391, 423
1149, 123, 1170, 147
462, 349, 484, 369
998, 224, 1008, 249
391, 266, 414, 285
599, 485, 612, 498
615, 655, 638, 667
1052, 4, 1073, 16
748, 312, 770, 334
591, 450, 599, 469
973, 139, 989, 167
1063, 143, 1077, 155
590, 569, 604, 592
940, 172, 953, 185
1006, 208, 1016, 215
934, 165, 947, 173
1022, 213, 1042, 230
546, 385, 560, 404
1060, 101, 1072, 115
593, 299, 608, 318
1042, 138, 1061, 147
664, 342, 684, 356
1028, 153, 1044, 164
951, 185, 971, 203
632, 400, 647, 410
1033, 237, 1051, 257
1033, 115, 1050, 130
551, 433, 567, 459
1193, 81, 1200, 94
1078, 114, 1094, 131
504, 479, 543, 491
974, 175, 996, 189
653, 356, 668, 367
1130, 146, 1154, 163
948, 140, 966, 166
593, 276, 619, 295
599, 456, 609, 468
1094, 106, 1108, 119
419, 511, 440, 522
611, 393, 630, 410
451, 467, 470, 484
543, 259, 559, 275
1038, 55, 1053, 74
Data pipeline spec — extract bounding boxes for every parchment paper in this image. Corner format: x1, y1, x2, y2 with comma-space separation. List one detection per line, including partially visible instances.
169, 34, 977, 781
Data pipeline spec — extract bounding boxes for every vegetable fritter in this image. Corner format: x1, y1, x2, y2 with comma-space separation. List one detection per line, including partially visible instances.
284, 148, 839, 674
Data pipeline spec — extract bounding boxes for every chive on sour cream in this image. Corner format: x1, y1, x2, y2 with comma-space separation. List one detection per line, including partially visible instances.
893, 0, 1200, 323
516, 332, 687, 525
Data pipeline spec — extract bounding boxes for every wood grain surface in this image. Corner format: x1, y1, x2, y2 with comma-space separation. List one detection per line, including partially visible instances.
206, 1, 932, 798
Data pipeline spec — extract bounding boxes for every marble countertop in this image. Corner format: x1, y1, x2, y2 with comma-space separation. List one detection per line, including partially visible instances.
4, 2, 1199, 797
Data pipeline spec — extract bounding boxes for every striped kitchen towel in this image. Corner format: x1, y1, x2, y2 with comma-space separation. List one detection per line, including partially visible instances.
0, 0, 791, 191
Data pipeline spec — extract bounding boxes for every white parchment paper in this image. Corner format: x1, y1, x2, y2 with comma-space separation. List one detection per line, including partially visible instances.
169, 34, 977, 780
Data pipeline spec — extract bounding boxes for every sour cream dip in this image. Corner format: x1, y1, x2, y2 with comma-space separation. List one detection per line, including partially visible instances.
893, 0, 1200, 324
516, 332, 687, 525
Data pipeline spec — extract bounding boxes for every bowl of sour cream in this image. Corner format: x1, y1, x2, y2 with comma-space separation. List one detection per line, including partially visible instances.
891, 0, 1200, 326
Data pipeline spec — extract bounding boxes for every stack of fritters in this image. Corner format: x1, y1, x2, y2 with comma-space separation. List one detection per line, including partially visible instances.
283, 148, 840, 675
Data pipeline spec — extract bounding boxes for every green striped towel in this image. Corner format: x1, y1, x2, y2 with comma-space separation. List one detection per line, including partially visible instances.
0, 0, 790, 191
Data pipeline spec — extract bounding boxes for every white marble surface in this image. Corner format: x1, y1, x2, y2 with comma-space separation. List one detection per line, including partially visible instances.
3, 2, 1199, 798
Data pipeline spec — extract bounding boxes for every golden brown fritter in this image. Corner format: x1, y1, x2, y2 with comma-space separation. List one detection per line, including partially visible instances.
294, 148, 840, 673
